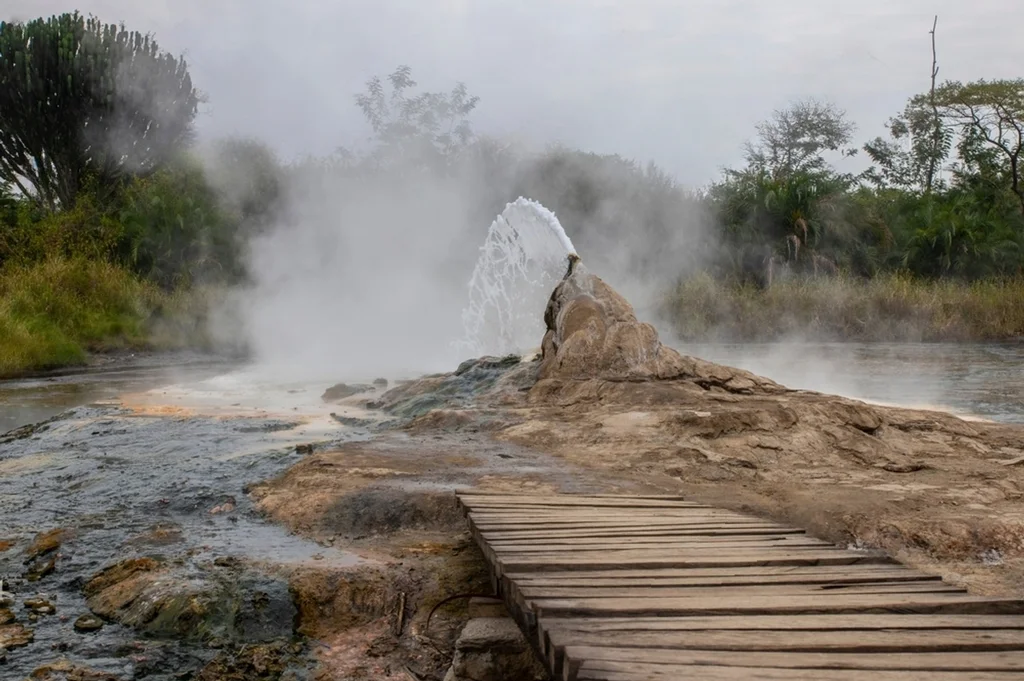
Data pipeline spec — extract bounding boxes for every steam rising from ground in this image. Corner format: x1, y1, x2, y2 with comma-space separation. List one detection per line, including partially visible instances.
217, 168, 482, 381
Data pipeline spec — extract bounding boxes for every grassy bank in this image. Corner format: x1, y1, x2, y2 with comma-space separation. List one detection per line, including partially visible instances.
0, 258, 219, 378
666, 274, 1024, 342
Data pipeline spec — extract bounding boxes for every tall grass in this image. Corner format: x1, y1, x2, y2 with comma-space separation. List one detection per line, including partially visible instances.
665, 273, 1024, 342
0, 257, 213, 377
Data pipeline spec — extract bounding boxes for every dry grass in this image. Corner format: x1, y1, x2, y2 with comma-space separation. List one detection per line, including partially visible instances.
665, 273, 1024, 342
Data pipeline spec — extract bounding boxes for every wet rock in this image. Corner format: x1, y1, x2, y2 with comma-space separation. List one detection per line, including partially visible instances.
0, 607, 15, 625
443, 618, 546, 681
236, 420, 301, 434
322, 383, 373, 402
84, 557, 295, 644
83, 557, 162, 599
26, 528, 69, 561
0, 538, 14, 552
193, 641, 297, 681
0, 622, 34, 649
329, 413, 373, 428
24, 597, 56, 615
24, 555, 57, 582
128, 523, 184, 547
28, 659, 121, 681
73, 613, 105, 633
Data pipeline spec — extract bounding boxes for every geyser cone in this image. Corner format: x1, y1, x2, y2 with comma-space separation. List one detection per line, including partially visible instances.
537, 266, 780, 391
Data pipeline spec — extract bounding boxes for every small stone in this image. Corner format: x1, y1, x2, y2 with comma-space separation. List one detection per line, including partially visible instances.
26, 528, 68, 560
24, 597, 56, 615
24, 555, 57, 582
322, 383, 373, 402
0, 539, 14, 552
0, 622, 34, 649
74, 614, 104, 633
0, 607, 15, 625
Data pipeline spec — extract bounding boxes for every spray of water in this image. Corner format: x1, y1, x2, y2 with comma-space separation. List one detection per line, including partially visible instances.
455, 197, 577, 357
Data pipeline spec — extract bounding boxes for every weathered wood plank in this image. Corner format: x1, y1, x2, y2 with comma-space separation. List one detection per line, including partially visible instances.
481, 526, 807, 539
520, 582, 967, 600
548, 628, 1024, 653
563, 646, 1024, 670
507, 564, 921, 579
538, 614, 1024, 635
575, 660, 1024, 681
512, 570, 940, 588
530, 594, 1024, 618
499, 551, 894, 572
487, 537, 833, 551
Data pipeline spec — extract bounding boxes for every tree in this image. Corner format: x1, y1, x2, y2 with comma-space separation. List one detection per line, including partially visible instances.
0, 12, 201, 210
928, 79, 1024, 215
863, 101, 953, 191
354, 65, 479, 172
742, 99, 857, 179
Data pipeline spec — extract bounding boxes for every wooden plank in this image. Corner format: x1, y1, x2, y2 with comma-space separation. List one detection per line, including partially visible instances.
563, 646, 1024, 670
513, 571, 940, 588
548, 628, 1024, 653
458, 496, 708, 508
538, 614, 1024, 635
507, 565, 923, 581
520, 582, 967, 600
576, 660, 1024, 680
530, 594, 1024, 618
482, 525, 806, 537
499, 552, 893, 572
456, 491, 690, 500
487, 537, 833, 551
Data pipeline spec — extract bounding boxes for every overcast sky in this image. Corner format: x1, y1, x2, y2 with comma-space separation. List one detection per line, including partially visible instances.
8, 1, 1023, 186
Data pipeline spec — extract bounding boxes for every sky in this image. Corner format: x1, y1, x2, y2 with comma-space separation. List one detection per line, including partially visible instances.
7, 0, 1023, 186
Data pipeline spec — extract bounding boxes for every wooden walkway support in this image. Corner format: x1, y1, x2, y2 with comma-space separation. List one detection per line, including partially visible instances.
455, 490, 1024, 681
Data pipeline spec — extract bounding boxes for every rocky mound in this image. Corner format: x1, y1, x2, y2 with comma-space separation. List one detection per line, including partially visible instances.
536, 265, 782, 393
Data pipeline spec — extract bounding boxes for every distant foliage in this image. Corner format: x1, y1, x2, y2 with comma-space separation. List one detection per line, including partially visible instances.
354, 65, 479, 173
0, 12, 201, 210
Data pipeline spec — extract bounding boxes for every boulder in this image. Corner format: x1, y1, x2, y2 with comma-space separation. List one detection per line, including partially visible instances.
536, 267, 782, 394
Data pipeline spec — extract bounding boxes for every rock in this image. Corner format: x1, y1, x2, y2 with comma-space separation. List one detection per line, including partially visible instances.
322, 383, 373, 402
0, 622, 34, 650
25, 528, 68, 561
0, 607, 15, 625
24, 555, 57, 582
0, 539, 13, 553
373, 377, 389, 389
444, 617, 546, 681
193, 641, 294, 681
24, 597, 56, 615
73, 613, 105, 633
534, 268, 783, 395
83, 557, 161, 598
329, 413, 374, 428
28, 659, 121, 681
84, 557, 295, 643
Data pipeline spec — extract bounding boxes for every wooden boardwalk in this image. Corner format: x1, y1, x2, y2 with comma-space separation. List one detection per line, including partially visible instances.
456, 490, 1024, 681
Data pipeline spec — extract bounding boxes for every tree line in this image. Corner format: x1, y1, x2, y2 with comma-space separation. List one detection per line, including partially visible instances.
2, 11, 1023, 295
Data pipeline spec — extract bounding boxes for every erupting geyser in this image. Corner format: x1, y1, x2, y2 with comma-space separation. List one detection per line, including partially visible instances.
455, 198, 578, 357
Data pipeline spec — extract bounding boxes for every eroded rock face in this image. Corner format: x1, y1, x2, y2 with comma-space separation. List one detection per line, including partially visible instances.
536, 268, 781, 395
